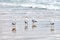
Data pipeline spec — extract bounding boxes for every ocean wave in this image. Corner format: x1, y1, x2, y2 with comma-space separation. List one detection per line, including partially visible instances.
0, 2, 60, 10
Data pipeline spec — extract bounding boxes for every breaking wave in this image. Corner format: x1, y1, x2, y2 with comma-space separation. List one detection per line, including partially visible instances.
0, 0, 60, 10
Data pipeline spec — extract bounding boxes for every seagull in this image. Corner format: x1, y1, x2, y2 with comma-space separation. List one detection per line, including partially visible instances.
24, 17, 29, 24
12, 22, 16, 25
50, 18, 54, 25
25, 21, 28, 24
32, 20, 37, 23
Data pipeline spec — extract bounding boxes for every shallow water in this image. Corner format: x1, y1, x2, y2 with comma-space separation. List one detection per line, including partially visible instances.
0, 6, 60, 40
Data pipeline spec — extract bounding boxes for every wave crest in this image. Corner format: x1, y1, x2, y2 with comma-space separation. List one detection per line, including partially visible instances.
0, 2, 60, 10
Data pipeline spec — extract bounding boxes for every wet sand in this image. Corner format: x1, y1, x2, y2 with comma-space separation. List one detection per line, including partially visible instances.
0, 7, 60, 40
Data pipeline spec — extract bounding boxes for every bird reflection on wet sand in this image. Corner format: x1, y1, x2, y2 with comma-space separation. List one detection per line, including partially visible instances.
12, 22, 16, 33
25, 26, 28, 30
50, 26, 54, 32
32, 24, 37, 29
12, 28, 16, 33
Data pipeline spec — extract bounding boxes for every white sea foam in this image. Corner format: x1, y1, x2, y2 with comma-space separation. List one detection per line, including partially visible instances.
0, 1, 60, 10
